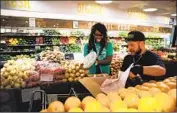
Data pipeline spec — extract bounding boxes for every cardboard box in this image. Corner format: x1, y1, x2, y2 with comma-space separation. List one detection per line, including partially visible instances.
79, 77, 108, 97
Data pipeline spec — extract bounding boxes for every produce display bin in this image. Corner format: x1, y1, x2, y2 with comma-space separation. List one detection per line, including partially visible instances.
0, 81, 92, 112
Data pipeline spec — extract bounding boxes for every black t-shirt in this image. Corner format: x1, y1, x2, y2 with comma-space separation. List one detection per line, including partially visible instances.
121, 50, 165, 82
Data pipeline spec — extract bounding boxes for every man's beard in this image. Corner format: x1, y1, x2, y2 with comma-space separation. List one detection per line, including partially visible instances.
135, 48, 142, 55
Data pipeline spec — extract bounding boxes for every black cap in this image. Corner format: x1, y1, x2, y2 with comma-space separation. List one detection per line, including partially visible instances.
126, 31, 146, 42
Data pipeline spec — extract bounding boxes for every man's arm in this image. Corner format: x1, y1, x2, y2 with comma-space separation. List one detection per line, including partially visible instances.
143, 65, 166, 76
131, 53, 166, 77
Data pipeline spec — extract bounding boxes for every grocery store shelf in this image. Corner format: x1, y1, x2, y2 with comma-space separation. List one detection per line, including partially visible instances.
7, 44, 69, 47
0, 51, 35, 54
7, 45, 36, 47
1, 34, 86, 37
124, 37, 164, 40
146, 38, 164, 40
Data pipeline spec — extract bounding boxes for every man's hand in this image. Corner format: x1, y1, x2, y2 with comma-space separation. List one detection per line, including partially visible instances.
129, 72, 136, 79
109, 75, 117, 79
130, 65, 143, 75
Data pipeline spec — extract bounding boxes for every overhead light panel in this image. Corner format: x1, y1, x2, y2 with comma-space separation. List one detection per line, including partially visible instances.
95, 0, 112, 4
171, 13, 177, 17
143, 8, 158, 12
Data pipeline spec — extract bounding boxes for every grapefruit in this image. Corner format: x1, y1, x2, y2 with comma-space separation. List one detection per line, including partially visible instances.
84, 100, 102, 112
165, 82, 176, 89
81, 96, 97, 110
40, 109, 47, 112
138, 90, 152, 98
101, 107, 110, 112
168, 89, 176, 104
109, 100, 127, 112
149, 87, 162, 96
64, 96, 81, 112
123, 93, 140, 109
156, 83, 170, 93
47, 101, 65, 112
135, 85, 141, 89
138, 96, 159, 112
68, 107, 83, 112
154, 92, 176, 112
96, 93, 109, 108
112, 108, 128, 112
128, 108, 138, 112
107, 92, 121, 102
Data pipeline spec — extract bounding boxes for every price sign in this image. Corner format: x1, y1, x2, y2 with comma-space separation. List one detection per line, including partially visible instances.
65, 53, 74, 60
40, 74, 54, 81
29, 18, 35, 27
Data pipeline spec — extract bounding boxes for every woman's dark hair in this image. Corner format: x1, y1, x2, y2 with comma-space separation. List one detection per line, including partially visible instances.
88, 23, 108, 54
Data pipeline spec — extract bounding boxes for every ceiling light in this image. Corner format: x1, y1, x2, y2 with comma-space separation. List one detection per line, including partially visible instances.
171, 13, 177, 17
95, 0, 112, 4
143, 8, 158, 12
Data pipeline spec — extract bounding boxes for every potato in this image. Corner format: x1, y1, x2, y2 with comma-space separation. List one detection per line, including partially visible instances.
71, 65, 75, 70
72, 70, 76, 74
70, 73, 75, 77
79, 70, 83, 73
75, 66, 80, 71
68, 69, 72, 73
76, 72, 80, 77
81, 74, 85, 77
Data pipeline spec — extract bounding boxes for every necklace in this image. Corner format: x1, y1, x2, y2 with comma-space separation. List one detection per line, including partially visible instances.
133, 55, 143, 64
133, 50, 147, 64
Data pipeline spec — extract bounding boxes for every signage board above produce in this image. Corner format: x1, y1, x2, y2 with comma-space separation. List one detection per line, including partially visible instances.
1, 16, 172, 33
1, 1, 171, 26
2, 0, 31, 10
77, 3, 103, 15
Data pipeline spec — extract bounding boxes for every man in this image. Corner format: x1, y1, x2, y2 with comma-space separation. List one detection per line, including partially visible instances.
121, 31, 166, 87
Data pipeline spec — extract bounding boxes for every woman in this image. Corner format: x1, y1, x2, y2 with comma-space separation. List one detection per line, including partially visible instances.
83, 23, 113, 75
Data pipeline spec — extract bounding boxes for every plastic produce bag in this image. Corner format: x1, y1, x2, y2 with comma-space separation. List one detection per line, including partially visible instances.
100, 63, 133, 94
83, 51, 97, 69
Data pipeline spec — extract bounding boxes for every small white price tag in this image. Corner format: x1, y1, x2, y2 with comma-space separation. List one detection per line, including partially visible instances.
29, 18, 35, 27
73, 21, 78, 29
40, 74, 54, 81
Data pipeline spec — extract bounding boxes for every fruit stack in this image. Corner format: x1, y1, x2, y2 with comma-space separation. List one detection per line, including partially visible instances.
51, 37, 59, 45
110, 57, 122, 77
18, 38, 27, 45
40, 50, 64, 63
26, 37, 36, 45
44, 37, 52, 44
68, 36, 76, 44
8, 38, 19, 45
40, 76, 176, 112
61, 61, 88, 82
35, 61, 65, 85
59, 36, 69, 45
0, 59, 36, 89
25, 71, 40, 87
36, 37, 44, 44
11, 55, 31, 60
